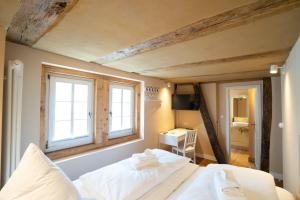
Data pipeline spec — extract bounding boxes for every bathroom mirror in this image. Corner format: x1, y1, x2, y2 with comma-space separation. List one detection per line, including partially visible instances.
233, 97, 248, 118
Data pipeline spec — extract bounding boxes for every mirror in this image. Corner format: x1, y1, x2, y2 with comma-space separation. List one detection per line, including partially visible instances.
233, 97, 248, 118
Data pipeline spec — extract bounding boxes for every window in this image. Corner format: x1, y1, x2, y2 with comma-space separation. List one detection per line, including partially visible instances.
41, 65, 141, 159
46, 74, 94, 152
109, 84, 134, 139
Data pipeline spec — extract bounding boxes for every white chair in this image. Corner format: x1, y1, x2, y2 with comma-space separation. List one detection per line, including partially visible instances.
172, 130, 197, 163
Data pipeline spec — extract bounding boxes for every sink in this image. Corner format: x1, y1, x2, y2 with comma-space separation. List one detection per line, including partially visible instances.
232, 122, 249, 128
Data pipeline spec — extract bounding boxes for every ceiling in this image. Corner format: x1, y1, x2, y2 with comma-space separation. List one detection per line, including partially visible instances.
2, 0, 300, 83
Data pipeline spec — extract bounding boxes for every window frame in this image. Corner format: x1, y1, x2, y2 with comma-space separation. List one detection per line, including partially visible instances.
46, 74, 94, 152
108, 83, 135, 139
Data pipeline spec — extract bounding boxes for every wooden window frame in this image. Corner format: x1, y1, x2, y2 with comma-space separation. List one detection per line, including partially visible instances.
108, 83, 135, 139
40, 65, 141, 160
46, 74, 94, 152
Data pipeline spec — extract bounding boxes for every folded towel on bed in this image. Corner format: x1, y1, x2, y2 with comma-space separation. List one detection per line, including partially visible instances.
130, 149, 159, 170
214, 170, 247, 200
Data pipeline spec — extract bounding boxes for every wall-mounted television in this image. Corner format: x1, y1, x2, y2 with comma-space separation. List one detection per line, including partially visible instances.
172, 94, 199, 110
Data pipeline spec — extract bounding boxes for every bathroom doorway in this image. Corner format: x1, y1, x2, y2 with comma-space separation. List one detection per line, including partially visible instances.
226, 85, 262, 169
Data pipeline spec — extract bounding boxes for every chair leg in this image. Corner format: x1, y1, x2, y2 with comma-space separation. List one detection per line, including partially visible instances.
193, 152, 196, 164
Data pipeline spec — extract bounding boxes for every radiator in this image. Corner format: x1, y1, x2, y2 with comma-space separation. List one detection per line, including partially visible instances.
2, 60, 23, 185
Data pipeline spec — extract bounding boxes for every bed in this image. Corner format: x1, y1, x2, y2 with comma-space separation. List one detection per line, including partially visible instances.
0, 145, 293, 200
73, 149, 294, 200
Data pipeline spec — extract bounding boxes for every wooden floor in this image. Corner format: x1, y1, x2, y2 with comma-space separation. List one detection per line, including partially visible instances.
196, 157, 217, 166
230, 149, 255, 168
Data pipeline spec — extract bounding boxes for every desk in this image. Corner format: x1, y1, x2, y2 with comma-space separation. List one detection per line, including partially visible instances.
159, 128, 189, 147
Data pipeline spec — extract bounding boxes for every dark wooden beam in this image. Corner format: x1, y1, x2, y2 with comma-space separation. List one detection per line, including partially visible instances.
7, 0, 78, 46
194, 83, 226, 164
139, 48, 290, 74
261, 77, 272, 172
97, 0, 300, 63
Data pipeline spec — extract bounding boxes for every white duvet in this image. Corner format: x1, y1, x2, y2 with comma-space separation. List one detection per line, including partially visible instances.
78, 149, 190, 200
168, 164, 279, 200
74, 150, 291, 200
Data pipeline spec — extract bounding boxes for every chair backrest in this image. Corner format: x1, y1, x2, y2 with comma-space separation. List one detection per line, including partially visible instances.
184, 130, 197, 149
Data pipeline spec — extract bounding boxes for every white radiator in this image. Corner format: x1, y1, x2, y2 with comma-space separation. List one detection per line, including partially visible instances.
2, 60, 23, 185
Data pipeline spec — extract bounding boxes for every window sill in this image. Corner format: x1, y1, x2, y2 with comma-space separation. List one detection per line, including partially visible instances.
46, 134, 140, 160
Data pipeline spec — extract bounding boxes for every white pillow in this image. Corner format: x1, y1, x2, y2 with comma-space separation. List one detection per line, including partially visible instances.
0, 143, 80, 200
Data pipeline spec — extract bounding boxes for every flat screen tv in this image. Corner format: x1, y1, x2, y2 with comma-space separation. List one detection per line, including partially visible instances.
172, 94, 199, 110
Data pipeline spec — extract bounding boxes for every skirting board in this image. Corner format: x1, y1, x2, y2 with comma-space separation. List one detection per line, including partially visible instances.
270, 171, 283, 180
196, 153, 217, 162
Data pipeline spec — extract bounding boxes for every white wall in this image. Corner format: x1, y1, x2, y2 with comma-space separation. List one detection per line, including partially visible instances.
270, 77, 283, 178
282, 36, 300, 199
4, 42, 175, 180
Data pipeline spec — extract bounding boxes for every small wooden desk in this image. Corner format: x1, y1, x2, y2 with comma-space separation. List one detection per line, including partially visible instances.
159, 128, 189, 147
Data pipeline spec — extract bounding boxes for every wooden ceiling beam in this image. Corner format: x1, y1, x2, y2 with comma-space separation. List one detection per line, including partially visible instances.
7, 0, 78, 46
96, 0, 300, 64
139, 48, 290, 74
165, 70, 274, 83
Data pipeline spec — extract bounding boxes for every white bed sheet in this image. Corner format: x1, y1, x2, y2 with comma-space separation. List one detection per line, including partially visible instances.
73, 152, 294, 200
168, 164, 280, 200
75, 149, 190, 200
140, 163, 198, 200
167, 165, 293, 200
276, 187, 295, 200
73, 163, 199, 200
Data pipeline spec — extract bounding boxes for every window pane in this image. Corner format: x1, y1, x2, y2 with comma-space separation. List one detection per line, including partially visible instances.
123, 89, 132, 103
74, 102, 88, 120
122, 117, 131, 129
112, 102, 121, 117
56, 82, 72, 101
73, 119, 88, 137
111, 117, 121, 131
55, 102, 71, 121
74, 84, 88, 102
53, 121, 71, 141
112, 88, 121, 103
122, 102, 131, 117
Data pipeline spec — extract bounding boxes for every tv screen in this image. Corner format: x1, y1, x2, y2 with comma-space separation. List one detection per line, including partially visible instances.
172, 94, 199, 110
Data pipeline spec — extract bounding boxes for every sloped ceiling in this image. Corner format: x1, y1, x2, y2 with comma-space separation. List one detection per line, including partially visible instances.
4, 0, 300, 82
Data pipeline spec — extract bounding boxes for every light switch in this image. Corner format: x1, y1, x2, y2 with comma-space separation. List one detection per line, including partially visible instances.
278, 122, 284, 129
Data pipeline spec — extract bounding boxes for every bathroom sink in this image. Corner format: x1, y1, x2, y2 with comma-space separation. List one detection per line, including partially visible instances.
232, 122, 249, 128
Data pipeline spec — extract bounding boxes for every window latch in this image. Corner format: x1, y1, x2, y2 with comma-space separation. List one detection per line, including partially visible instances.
88, 112, 92, 118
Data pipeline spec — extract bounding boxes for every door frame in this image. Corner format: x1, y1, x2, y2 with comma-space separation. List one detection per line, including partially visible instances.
225, 84, 262, 169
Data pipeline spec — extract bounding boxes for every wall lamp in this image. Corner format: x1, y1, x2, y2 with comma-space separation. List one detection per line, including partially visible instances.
167, 82, 172, 88
270, 64, 284, 74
